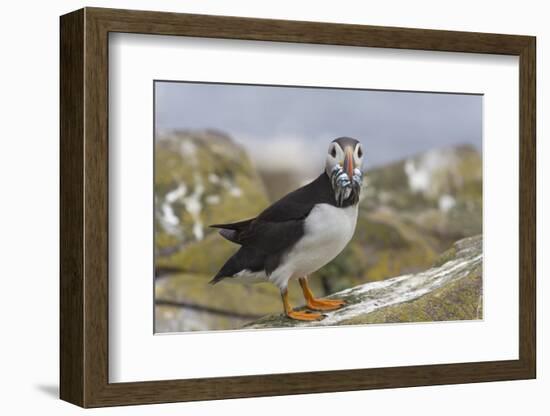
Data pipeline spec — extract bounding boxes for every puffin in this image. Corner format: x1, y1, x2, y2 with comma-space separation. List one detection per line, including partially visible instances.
210, 137, 364, 321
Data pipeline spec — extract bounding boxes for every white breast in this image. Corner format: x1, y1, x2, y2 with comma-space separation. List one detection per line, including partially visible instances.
269, 203, 358, 289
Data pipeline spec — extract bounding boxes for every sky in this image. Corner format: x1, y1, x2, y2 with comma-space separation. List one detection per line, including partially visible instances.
155, 81, 482, 172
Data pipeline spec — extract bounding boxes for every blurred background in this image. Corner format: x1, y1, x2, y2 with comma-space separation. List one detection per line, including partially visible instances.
154, 81, 482, 332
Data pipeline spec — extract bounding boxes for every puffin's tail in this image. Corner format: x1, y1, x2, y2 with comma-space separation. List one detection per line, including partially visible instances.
210, 218, 254, 244
209, 246, 266, 285
209, 255, 236, 285
209, 272, 225, 285
208, 246, 241, 285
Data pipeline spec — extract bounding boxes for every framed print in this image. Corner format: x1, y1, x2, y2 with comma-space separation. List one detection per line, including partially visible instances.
60, 7, 536, 408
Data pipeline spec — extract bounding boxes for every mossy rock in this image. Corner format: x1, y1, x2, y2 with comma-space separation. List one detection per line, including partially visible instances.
340, 269, 482, 325
155, 130, 269, 271
361, 145, 482, 246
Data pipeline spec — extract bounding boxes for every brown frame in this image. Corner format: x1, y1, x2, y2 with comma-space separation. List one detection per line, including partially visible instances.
60, 7, 536, 408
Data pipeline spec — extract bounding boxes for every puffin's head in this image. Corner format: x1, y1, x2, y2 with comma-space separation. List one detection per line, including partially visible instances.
325, 137, 364, 206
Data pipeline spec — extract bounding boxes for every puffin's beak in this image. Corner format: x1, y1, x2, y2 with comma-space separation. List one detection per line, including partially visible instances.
343, 148, 354, 179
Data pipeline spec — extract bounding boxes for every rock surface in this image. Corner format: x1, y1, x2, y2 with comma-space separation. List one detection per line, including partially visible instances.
245, 235, 482, 329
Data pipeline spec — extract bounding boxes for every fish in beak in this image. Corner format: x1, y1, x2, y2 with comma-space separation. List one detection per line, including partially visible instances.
326, 137, 364, 207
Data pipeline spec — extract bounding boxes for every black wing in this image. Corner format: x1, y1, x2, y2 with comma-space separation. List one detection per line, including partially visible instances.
210, 201, 313, 254
210, 173, 334, 254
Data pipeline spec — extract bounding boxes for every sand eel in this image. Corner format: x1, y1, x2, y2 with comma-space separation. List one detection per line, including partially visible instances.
210, 137, 364, 321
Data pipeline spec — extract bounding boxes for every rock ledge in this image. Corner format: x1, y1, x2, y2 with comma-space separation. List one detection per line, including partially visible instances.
246, 235, 482, 329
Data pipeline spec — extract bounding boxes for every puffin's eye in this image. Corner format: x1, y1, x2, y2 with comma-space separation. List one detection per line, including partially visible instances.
330, 147, 337, 158
357, 147, 363, 158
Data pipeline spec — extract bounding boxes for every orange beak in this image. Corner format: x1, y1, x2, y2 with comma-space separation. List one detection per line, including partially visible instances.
343, 148, 354, 179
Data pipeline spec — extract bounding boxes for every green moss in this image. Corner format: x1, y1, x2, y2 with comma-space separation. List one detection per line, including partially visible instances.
353, 214, 410, 249
432, 245, 458, 267
156, 233, 237, 275
154, 229, 180, 252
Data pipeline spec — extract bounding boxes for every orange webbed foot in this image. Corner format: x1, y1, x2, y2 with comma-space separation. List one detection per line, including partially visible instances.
286, 310, 326, 321
306, 298, 346, 311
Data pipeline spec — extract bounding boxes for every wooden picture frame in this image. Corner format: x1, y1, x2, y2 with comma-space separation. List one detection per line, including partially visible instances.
60, 7, 536, 408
